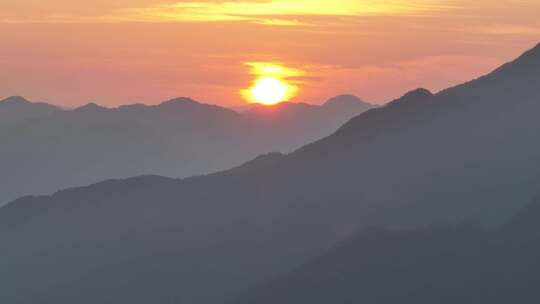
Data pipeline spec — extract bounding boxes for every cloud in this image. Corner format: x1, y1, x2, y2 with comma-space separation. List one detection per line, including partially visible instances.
245, 62, 306, 79
0, 0, 452, 24
120, 0, 449, 22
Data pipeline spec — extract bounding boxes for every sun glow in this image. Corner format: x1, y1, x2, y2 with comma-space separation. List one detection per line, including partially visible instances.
242, 62, 304, 105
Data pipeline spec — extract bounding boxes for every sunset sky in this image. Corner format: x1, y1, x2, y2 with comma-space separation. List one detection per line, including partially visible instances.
1, 0, 539, 107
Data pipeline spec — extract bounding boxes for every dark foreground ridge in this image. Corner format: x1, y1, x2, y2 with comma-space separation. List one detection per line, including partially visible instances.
232, 195, 540, 304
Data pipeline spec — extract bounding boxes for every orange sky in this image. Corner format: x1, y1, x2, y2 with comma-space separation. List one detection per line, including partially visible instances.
1, 0, 539, 107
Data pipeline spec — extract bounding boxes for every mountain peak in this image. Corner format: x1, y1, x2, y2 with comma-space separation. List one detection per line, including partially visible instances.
73, 102, 107, 113
158, 97, 200, 108
403, 88, 433, 99
0, 96, 60, 126
1, 96, 30, 105
155, 97, 239, 117
324, 94, 368, 107
388, 88, 433, 107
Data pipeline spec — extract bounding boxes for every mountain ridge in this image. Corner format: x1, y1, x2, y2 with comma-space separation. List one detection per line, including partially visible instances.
0, 93, 373, 205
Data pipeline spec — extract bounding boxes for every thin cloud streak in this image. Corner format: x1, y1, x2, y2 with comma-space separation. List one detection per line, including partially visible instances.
0, 0, 454, 24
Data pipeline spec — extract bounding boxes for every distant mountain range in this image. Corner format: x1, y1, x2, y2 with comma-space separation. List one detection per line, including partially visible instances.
1, 43, 540, 304
0, 94, 373, 205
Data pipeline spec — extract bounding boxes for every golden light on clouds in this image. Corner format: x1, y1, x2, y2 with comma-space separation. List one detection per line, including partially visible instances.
122, 0, 447, 24
0, 0, 451, 23
242, 62, 305, 105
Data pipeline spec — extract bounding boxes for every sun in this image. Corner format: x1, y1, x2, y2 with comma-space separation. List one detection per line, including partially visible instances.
251, 77, 288, 105
241, 62, 304, 105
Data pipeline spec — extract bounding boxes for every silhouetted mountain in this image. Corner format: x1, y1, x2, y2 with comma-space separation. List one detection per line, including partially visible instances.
244, 96, 374, 149
233, 197, 540, 304
0, 96, 60, 126
245, 95, 371, 120
323, 94, 370, 110
0, 96, 372, 205
1, 43, 540, 304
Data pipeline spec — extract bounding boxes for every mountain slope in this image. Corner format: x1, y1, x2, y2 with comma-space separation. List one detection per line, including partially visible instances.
0, 96, 372, 205
233, 225, 496, 304
1, 43, 540, 303
233, 196, 540, 304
